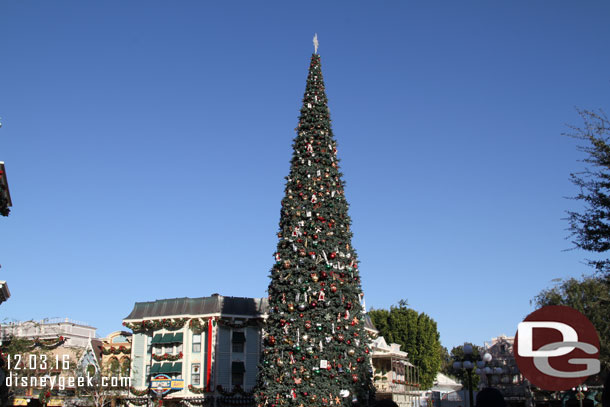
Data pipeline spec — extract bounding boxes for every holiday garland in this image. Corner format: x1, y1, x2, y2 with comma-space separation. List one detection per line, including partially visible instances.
18, 336, 65, 351
124, 317, 263, 334
216, 385, 254, 398
129, 387, 149, 396
102, 345, 130, 355
123, 318, 189, 332
152, 352, 183, 361
188, 385, 213, 395
188, 318, 210, 334
217, 318, 263, 329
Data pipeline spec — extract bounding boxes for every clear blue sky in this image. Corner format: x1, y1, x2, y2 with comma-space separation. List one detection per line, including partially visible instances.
1, 1, 609, 351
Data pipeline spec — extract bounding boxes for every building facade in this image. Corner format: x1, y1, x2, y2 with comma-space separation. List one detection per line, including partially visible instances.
0, 318, 97, 348
100, 331, 132, 378
370, 336, 421, 407
483, 335, 531, 407
0, 319, 102, 407
123, 295, 267, 407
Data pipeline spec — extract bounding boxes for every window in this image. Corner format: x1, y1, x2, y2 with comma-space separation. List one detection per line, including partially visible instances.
231, 361, 245, 387
146, 365, 150, 378
147, 336, 152, 355
232, 331, 245, 353
109, 358, 120, 374
191, 364, 201, 385
192, 334, 201, 353
122, 358, 130, 376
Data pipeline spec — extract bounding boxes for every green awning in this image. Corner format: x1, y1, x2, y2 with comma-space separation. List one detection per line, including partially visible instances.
151, 334, 163, 344
161, 334, 174, 343
160, 363, 173, 374
151, 364, 161, 374
232, 332, 245, 343
171, 362, 183, 374
232, 361, 245, 374
174, 332, 184, 343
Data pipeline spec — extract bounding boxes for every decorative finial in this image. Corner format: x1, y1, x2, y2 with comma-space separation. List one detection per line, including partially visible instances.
313, 33, 319, 54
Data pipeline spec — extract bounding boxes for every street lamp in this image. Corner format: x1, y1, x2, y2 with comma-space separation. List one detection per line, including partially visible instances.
452, 344, 494, 407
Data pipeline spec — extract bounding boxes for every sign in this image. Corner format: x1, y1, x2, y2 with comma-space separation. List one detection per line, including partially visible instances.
514, 305, 600, 390
151, 374, 172, 395
170, 380, 184, 389
151, 375, 184, 395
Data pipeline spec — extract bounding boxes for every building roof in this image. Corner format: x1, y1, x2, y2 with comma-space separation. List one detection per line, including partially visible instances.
364, 314, 378, 332
432, 373, 463, 393
124, 295, 268, 320
371, 336, 409, 359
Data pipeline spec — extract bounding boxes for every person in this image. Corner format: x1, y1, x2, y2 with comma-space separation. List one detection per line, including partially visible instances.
475, 387, 506, 407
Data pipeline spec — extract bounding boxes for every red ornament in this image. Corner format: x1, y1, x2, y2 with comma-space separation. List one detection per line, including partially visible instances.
330, 285, 337, 293
329, 252, 336, 259
352, 374, 359, 382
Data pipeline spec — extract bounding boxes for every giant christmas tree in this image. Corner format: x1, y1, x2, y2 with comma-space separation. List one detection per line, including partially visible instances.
255, 47, 373, 407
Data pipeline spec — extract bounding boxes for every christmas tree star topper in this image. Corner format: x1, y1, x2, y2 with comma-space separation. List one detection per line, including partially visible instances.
313, 33, 319, 54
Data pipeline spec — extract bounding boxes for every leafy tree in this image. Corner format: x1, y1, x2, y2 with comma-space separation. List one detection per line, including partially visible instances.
255, 52, 373, 407
447, 344, 482, 388
532, 276, 610, 373
369, 301, 442, 389
566, 109, 610, 277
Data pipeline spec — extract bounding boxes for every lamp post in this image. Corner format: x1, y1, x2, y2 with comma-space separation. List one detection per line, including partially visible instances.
452, 344, 493, 407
